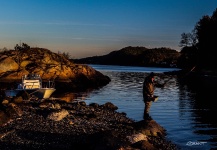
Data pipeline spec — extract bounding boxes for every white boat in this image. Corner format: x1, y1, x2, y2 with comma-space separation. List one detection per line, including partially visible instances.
5, 74, 56, 99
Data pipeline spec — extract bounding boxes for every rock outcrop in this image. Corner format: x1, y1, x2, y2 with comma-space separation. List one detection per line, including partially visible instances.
0, 48, 110, 91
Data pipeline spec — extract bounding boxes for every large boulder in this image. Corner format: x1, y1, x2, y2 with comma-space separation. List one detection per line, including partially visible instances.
0, 57, 19, 74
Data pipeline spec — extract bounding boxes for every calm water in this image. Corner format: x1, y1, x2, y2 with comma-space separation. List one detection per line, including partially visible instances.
62, 64, 217, 150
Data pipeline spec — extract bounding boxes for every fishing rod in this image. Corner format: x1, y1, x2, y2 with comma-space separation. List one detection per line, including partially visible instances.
161, 66, 197, 87
181, 65, 196, 79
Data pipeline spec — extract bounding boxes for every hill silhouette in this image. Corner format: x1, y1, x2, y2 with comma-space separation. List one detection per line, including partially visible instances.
73, 46, 180, 67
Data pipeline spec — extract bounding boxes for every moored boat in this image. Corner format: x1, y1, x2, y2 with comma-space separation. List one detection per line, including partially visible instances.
5, 74, 56, 99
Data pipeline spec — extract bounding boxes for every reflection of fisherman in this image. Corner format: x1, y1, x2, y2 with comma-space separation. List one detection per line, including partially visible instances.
143, 72, 164, 117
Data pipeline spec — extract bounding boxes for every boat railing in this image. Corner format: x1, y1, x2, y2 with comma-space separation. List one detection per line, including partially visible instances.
43, 80, 55, 88
20, 74, 55, 89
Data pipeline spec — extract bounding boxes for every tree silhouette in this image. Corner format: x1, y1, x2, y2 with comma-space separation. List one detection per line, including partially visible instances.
14, 43, 30, 51
194, 8, 217, 70
179, 32, 197, 47
179, 8, 217, 70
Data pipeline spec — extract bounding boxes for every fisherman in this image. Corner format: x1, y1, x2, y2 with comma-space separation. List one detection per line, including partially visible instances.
143, 72, 164, 119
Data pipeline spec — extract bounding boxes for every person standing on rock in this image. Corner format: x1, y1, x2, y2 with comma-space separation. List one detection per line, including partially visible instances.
143, 72, 164, 118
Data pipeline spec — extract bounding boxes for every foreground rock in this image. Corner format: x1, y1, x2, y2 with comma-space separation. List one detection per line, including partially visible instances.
0, 100, 178, 150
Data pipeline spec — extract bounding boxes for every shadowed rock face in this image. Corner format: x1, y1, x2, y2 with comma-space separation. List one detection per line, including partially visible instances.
0, 48, 110, 91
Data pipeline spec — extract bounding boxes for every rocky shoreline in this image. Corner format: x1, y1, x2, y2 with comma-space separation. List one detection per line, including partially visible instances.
0, 98, 179, 150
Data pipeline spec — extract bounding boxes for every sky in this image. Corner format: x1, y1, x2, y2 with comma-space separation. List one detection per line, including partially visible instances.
0, 0, 217, 58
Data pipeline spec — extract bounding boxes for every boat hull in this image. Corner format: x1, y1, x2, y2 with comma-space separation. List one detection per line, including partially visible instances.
35, 88, 56, 99
5, 88, 56, 99
5, 90, 20, 97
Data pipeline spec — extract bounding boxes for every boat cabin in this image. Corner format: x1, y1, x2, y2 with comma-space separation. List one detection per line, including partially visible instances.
19, 74, 42, 89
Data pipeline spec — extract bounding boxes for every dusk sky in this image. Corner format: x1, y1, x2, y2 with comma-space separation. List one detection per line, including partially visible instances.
1, 0, 217, 58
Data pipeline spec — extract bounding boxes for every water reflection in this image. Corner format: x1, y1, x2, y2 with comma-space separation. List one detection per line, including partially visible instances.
177, 78, 217, 148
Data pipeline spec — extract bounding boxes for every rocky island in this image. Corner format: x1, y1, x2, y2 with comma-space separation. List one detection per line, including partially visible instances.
0, 47, 110, 92
0, 46, 179, 150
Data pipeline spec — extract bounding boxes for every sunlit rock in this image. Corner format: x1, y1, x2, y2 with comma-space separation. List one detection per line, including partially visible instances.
127, 133, 147, 144
47, 109, 69, 121
0, 57, 19, 74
